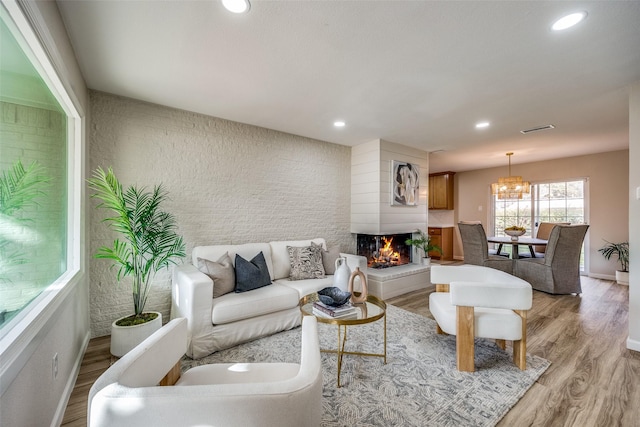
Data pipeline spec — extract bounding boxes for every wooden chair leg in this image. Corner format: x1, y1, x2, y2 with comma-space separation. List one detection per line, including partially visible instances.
159, 361, 181, 386
456, 306, 475, 372
436, 283, 449, 293
435, 284, 449, 335
495, 339, 506, 350
513, 309, 527, 370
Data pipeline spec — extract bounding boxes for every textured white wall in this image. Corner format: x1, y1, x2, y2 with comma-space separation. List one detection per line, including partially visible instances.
89, 91, 353, 337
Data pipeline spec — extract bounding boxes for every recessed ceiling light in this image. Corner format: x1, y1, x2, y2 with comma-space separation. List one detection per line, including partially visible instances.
334, 121, 346, 127
222, 0, 250, 14
475, 121, 490, 129
552, 12, 587, 31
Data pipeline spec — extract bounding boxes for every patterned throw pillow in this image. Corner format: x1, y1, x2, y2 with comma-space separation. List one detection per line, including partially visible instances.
235, 251, 272, 292
288, 243, 326, 280
197, 252, 236, 298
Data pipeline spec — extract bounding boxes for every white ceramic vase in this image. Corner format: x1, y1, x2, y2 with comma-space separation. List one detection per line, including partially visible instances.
421, 257, 431, 267
333, 257, 351, 292
110, 311, 162, 357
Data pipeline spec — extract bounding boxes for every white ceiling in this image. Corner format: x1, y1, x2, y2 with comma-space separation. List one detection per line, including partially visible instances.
56, 1, 640, 173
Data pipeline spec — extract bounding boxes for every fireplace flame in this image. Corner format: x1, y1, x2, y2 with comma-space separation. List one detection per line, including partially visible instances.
372, 237, 401, 267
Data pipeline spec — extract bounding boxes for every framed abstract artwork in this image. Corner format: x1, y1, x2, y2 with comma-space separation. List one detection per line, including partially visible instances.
391, 160, 419, 206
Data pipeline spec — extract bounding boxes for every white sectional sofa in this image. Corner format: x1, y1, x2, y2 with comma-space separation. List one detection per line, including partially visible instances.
171, 238, 367, 359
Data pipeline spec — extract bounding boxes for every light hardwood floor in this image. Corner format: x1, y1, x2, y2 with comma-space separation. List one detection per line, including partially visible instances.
62, 276, 639, 426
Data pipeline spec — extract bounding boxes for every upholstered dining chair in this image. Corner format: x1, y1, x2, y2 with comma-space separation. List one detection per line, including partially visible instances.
458, 222, 514, 274
517, 222, 570, 258
514, 224, 589, 294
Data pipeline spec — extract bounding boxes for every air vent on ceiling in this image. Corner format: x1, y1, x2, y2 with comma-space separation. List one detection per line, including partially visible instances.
520, 124, 555, 134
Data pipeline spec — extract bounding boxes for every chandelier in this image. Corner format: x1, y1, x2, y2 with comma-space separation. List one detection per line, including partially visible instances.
491, 152, 530, 199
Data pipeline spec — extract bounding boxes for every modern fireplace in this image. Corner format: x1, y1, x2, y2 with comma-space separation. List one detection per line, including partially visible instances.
356, 233, 412, 269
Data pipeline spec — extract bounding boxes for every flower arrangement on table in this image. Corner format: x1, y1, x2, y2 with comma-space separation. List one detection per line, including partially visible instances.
504, 226, 526, 240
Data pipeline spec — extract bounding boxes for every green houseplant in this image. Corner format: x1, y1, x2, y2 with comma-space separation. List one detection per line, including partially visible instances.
406, 229, 442, 266
88, 167, 186, 355
0, 160, 49, 283
0, 160, 49, 324
598, 240, 629, 285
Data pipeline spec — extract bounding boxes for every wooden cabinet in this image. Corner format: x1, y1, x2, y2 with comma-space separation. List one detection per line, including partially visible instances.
428, 227, 454, 261
428, 172, 455, 210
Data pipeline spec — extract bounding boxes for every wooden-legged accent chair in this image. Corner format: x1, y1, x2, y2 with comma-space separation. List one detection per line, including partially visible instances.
429, 265, 532, 372
88, 317, 322, 427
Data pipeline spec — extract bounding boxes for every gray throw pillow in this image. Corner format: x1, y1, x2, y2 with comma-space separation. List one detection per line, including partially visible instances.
322, 246, 341, 274
288, 243, 326, 280
235, 251, 272, 292
197, 253, 236, 298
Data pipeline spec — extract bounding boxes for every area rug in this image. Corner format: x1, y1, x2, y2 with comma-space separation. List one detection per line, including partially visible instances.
182, 305, 550, 426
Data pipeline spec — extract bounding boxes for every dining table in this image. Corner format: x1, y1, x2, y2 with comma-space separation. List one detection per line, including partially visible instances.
487, 236, 548, 259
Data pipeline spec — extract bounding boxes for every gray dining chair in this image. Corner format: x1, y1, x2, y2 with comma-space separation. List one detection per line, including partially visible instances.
514, 224, 589, 294
457, 222, 514, 274
517, 222, 570, 258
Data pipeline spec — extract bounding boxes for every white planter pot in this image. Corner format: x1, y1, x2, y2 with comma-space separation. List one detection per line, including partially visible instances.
616, 270, 629, 286
110, 312, 162, 357
421, 257, 431, 267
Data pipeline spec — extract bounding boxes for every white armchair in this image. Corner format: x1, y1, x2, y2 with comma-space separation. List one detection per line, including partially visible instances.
429, 265, 532, 372
88, 316, 323, 427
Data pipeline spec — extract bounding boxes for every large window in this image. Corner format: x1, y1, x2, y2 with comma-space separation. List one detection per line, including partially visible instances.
0, 2, 80, 338
492, 179, 588, 269
534, 180, 586, 226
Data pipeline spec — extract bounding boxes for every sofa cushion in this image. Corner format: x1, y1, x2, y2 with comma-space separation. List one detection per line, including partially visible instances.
321, 246, 341, 274
276, 276, 334, 299
211, 284, 300, 324
197, 253, 236, 298
269, 238, 326, 280
192, 243, 275, 281
288, 243, 326, 280
235, 252, 272, 293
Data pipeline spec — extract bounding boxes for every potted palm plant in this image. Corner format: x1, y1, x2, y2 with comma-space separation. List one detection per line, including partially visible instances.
406, 229, 442, 267
598, 240, 629, 285
88, 167, 186, 356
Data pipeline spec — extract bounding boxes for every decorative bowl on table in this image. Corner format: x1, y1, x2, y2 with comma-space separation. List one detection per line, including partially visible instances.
504, 227, 526, 241
318, 287, 351, 307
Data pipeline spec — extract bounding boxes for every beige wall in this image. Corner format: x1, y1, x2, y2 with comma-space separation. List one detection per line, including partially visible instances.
453, 150, 629, 277
628, 82, 640, 351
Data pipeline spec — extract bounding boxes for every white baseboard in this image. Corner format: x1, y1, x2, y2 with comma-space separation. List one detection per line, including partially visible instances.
51, 330, 90, 427
627, 337, 640, 352
587, 273, 616, 281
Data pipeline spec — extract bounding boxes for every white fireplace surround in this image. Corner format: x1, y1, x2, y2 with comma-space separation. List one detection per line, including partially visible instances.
350, 140, 432, 299
351, 139, 429, 235
367, 263, 433, 300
